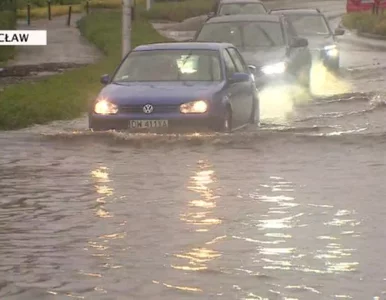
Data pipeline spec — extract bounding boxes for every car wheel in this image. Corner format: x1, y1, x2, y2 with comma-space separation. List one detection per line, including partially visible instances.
88, 116, 104, 131
297, 65, 311, 92
249, 93, 260, 125
223, 107, 232, 133
214, 106, 232, 133
326, 57, 340, 73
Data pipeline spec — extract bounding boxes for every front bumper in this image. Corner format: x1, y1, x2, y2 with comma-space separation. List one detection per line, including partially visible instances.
89, 112, 221, 132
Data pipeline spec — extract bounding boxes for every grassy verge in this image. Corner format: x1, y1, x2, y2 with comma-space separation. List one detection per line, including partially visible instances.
16, 0, 132, 19
141, 0, 214, 22
17, 4, 83, 19
16, 0, 213, 20
342, 11, 386, 35
0, 11, 168, 130
0, 11, 17, 64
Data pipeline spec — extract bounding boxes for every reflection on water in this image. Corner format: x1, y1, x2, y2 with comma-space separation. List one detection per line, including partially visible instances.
179, 167, 221, 231
91, 166, 113, 218
78, 166, 124, 296
234, 175, 362, 298
154, 159, 224, 293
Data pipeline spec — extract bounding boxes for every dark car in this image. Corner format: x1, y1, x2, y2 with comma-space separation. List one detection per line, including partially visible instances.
194, 14, 312, 91
89, 42, 259, 133
269, 8, 345, 71
209, 0, 267, 18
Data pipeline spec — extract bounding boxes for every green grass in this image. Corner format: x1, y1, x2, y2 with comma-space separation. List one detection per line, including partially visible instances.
16, 0, 212, 20
0, 11, 168, 130
16, 0, 130, 19
16, 0, 145, 19
342, 10, 386, 35
0, 11, 17, 64
17, 4, 83, 19
141, 0, 214, 22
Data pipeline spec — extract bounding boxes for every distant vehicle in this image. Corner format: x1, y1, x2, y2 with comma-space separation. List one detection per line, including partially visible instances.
194, 14, 312, 91
209, 0, 268, 18
346, 0, 386, 13
89, 42, 259, 133
270, 8, 345, 71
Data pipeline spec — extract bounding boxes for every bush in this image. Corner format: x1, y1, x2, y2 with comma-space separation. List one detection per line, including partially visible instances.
0, 11, 16, 63
0, 11, 168, 129
141, 0, 214, 22
342, 11, 386, 35
87, 0, 122, 9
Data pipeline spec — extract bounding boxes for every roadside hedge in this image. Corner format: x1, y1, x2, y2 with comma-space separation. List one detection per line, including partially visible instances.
342, 11, 386, 36
0, 11, 17, 63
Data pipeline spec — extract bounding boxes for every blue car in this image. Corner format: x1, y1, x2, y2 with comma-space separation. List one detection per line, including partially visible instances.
88, 42, 259, 133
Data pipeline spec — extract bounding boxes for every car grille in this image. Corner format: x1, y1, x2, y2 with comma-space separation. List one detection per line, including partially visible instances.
119, 104, 180, 114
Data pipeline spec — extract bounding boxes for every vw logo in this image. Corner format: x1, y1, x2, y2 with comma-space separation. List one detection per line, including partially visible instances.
143, 104, 154, 114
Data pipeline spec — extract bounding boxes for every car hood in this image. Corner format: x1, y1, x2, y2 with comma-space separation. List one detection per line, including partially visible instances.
302, 34, 336, 49
240, 47, 287, 68
98, 81, 224, 105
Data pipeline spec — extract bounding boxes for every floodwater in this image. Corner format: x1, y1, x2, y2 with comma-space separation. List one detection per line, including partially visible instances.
1, 18, 386, 300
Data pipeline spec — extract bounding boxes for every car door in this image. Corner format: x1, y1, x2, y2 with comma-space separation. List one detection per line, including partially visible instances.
222, 48, 244, 128
227, 47, 254, 124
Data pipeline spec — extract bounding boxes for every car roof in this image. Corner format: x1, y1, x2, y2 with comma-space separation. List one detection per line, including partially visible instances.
269, 8, 322, 15
219, 0, 264, 4
205, 14, 281, 23
133, 42, 233, 51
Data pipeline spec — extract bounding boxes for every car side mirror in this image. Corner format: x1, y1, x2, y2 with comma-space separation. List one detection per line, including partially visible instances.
100, 74, 110, 85
291, 37, 308, 48
229, 72, 250, 83
334, 28, 345, 36
248, 64, 257, 74
207, 12, 215, 18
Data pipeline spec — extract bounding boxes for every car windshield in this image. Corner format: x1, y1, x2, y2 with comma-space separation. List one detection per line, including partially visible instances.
286, 14, 331, 36
112, 49, 222, 82
218, 3, 266, 15
196, 21, 285, 49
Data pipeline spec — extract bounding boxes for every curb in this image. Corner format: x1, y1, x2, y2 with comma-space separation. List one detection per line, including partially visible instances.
357, 31, 386, 41
338, 34, 386, 51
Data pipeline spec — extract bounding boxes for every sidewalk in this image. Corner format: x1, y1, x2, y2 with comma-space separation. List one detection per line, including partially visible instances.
338, 30, 386, 51
7, 14, 102, 67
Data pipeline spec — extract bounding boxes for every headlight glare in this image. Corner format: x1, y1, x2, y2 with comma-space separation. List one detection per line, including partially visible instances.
261, 62, 286, 75
324, 45, 339, 56
180, 100, 208, 114
94, 98, 118, 115
324, 44, 337, 50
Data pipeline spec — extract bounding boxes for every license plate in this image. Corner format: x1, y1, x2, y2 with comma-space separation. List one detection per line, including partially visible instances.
128, 120, 168, 129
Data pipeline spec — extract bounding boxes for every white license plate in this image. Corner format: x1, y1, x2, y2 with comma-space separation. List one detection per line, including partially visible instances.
128, 120, 168, 129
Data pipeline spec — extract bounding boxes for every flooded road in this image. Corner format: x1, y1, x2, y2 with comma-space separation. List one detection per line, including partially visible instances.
1, 13, 386, 300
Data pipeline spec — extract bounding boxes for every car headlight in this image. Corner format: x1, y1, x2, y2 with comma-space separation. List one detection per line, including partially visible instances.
324, 44, 339, 57
180, 100, 208, 114
94, 98, 118, 115
261, 62, 286, 75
